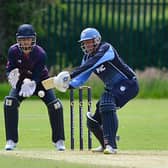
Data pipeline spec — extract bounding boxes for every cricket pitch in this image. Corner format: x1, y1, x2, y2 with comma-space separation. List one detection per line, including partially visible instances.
0, 150, 168, 168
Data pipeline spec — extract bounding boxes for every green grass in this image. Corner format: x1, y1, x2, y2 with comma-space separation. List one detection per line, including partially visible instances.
0, 99, 168, 168
118, 99, 168, 150
0, 155, 120, 168
0, 99, 167, 150
0, 155, 79, 168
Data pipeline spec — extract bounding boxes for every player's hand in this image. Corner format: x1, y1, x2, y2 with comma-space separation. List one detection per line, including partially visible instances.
19, 78, 36, 97
53, 71, 71, 92
8, 68, 20, 88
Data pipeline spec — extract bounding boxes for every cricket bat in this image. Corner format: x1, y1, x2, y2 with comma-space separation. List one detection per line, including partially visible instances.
42, 77, 55, 90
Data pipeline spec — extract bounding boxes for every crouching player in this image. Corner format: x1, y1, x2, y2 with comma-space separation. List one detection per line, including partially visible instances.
50, 28, 139, 154
4, 24, 65, 151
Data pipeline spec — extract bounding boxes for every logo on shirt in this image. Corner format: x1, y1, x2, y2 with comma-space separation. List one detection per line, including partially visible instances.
96, 64, 106, 74
120, 85, 126, 92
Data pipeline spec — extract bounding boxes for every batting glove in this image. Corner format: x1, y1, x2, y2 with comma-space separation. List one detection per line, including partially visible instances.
53, 71, 71, 92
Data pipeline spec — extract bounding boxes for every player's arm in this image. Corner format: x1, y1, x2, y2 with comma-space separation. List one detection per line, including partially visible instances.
69, 45, 115, 88
6, 48, 17, 75
41, 57, 101, 91
42, 44, 115, 92
70, 43, 113, 79
70, 56, 101, 78
6, 48, 20, 88
41, 54, 101, 91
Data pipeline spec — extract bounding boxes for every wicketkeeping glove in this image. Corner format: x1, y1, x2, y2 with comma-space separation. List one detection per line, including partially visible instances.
19, 78, 36, 97
8, 68, 20, 88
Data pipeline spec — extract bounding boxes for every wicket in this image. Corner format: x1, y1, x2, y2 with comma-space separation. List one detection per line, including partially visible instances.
70, 86, 92, 150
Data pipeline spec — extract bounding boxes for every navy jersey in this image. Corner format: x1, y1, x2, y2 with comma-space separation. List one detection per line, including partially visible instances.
70, 42, 136, 90
6, 44, 49, 86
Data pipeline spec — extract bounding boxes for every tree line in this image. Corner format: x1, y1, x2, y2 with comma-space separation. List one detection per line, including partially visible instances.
0, 0, 59, 81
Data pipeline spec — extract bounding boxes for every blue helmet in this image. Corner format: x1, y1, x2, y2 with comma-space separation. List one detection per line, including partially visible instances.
16, 24, 36, 53
79, 28, 101, 54
16, 24, 36, 39
79, 28, 101, 42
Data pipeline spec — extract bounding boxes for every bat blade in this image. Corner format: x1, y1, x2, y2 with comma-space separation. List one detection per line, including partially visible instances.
42, 77, 55, 90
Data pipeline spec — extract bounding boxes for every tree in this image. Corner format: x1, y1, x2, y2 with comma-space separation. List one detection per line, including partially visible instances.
0, 0, 58, 81
0, 0, 57, 61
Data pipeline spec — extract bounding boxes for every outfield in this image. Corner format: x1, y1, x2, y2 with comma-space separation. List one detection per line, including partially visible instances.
0, 99, 168, 168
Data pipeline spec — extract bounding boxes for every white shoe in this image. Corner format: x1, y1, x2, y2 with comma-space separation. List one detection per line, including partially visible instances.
54, 140, 65, 151
92, 146, 104, 152
5, 140, 17, 150
104, 145, 117, 154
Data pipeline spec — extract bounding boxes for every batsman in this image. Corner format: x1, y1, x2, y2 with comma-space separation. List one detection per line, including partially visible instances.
4, 24, 65, 151
43, 27, 139, 154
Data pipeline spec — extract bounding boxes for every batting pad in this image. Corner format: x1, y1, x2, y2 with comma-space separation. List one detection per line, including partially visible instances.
42, 77, 55, 90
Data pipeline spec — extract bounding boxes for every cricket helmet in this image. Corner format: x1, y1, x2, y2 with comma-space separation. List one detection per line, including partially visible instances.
78, 28, 101, 54
16, 24, 36, 53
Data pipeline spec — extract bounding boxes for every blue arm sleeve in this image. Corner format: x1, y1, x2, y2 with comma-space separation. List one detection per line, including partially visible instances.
69, 46, 115, 88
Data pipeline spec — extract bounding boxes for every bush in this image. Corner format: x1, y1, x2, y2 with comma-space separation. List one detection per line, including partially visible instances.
136, 67, 168, 98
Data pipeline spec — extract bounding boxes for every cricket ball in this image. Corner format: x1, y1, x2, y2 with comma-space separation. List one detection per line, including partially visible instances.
38, 90, 45, 98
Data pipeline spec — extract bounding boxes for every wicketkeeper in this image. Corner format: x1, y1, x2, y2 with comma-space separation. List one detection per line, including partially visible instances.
4, 24, 65, 151
43, 27, 139, 154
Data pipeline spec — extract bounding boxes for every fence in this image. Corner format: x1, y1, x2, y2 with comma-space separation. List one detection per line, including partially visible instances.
40, 0, 168, 71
